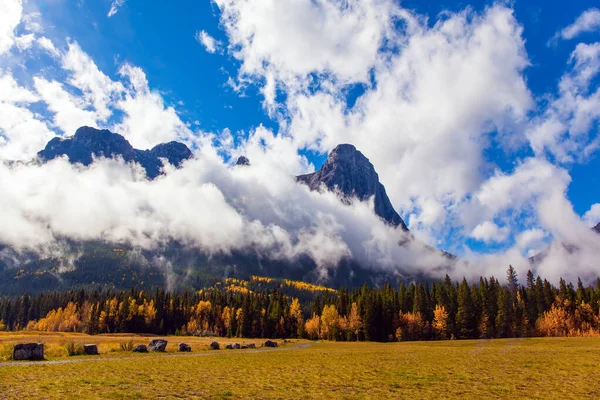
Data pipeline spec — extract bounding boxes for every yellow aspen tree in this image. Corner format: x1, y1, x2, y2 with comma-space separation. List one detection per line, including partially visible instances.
432, 305, 449, 339
320, 304, 340, 340
305, 313, 320, 340
348, 302, 362, 341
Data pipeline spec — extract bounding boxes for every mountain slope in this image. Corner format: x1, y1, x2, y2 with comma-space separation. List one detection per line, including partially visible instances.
297, 144, 408, 230
37, 126, 192, 178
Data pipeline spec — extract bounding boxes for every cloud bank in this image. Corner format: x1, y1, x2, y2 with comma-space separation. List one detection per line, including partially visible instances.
1, 1, 600, 284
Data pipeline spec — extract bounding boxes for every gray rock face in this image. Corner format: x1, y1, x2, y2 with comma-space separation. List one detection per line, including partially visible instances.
148, 339, 168, 352
297, 144, 407, 230
84, 344, 98, 355
178, 343, 191, 352
38, 126, 193, 179
263, 340, 278, 348
13, 343, 44, 360
235, 156, 250, 166
210, 341, 220, 350
594, 223, 600, 234
133, 344, 148, 353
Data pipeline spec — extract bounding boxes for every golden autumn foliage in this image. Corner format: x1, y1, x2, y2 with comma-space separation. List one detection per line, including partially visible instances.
27, 302, 81, 332
320, 305, 340, 340
536, 298, 600, 337
432, 305, 449, 339
305, 313, 321, 340
397, 312, 427, 341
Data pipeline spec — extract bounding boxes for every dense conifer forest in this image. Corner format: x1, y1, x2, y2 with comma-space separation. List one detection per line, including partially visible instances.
2, 268, 600, 341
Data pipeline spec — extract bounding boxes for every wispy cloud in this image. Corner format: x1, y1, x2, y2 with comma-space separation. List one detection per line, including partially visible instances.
550, 8, 600, 45
195, 30, 221, 54
107, 0, 126, 18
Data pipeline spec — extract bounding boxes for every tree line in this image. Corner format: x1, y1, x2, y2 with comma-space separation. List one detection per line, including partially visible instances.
2, 267, 600, 341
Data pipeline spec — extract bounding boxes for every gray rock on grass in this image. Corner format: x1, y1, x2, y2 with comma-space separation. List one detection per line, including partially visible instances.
178, 343, 191, 352
148, 339, 168, 352
133, 344, 148, 353
13, 343, 44, 361
84, 344, 99, 355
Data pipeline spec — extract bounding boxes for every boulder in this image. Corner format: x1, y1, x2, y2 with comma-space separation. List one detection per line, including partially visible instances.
13, 343, 44, 361
84, 344, 99, 355
247, 343, 256, 349
264, 340, 278, 348
148, 339, 168, 352
210, 341, 220, 350
233, 343, 241, 349
225, 344, 233, 350
133, 344, 148, 353
178, 343, 192, 352
241, 345, 248, 349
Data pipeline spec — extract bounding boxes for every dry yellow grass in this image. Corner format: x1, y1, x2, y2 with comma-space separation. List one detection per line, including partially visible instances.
1, 334, 599, 399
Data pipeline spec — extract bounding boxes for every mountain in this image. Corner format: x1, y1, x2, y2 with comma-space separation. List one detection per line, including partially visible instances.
297, 144, 408, 230
37, 126, 192, 179
0, 129, 436, 295
594, 223, 600, 234
235, 156, 250, 166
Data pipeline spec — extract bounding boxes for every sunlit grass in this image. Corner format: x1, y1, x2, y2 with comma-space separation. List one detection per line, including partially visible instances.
1, 334, 599, 399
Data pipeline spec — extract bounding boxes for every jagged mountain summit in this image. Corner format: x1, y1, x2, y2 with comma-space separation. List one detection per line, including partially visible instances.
297, 144, 408, 230
37, 126, 192, 179
235, 155, 250, 166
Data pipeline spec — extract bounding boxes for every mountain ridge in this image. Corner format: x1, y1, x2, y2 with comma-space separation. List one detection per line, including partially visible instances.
37, 126, 192, 179
296, 144, 408, 230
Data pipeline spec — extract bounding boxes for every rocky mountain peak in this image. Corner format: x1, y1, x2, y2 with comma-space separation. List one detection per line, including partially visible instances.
37, 126, 192, 179
235, 156, 250, 166
297, 144, 408, 230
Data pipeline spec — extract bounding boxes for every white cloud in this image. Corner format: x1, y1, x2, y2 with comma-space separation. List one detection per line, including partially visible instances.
61, 42, 125, 120
284, 5, 532, 242
583, 203, 600, 227
195, 30, 221, 54
0, 0, 23, 55
554, 8, 600, 42
471, 221, 510, 244
113, 64, 193, 149
214, 0, 400, 90
526, 42, 600, 163
108, 0, 126, 18
0, 71, 56, 160
516, 228, 548, 256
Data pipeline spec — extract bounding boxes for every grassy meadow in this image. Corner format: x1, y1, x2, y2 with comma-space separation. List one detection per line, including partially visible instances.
1, 333, 599, 399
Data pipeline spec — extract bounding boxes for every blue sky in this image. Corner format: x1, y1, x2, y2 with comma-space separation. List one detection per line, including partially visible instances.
2, 0, 600, 279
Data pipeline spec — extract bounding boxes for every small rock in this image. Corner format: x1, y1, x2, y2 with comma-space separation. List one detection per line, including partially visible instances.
13, 343, 44, 361
148, 339, 168, 352
241, 345, 248, 349
225, 344, 233, 350
133, 344, 148, 353
264, 340, 278, 348
178, 343, 192, 352
84, 344, 99, 355
210, 341, 220, 350
233, 343, 241, 349
247, 343, 256, 349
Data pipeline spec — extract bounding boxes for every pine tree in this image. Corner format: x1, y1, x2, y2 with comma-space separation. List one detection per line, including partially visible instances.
456, 279, 476, 339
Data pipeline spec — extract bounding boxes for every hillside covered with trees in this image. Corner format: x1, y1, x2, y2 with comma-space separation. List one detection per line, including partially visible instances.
2, 268, 600, 341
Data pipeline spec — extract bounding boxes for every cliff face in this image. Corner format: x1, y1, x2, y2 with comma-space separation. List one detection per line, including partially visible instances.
297, 144, 407, 230
38, 126, 192, 179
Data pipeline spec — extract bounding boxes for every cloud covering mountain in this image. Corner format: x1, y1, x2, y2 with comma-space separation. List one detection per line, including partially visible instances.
1, 0, 600, 284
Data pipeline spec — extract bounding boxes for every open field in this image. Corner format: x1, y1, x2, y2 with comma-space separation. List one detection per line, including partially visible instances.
1, 334, 599, 399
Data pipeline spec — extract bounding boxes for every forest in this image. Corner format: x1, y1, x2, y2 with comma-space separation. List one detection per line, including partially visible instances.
1, 267, 600, 342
